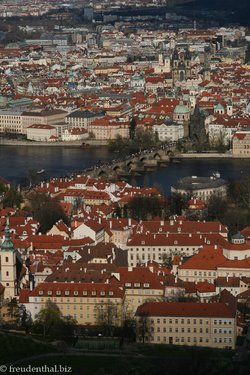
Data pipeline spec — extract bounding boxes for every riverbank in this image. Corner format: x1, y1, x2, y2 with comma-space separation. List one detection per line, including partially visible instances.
181, 152, 233, 159
0, 139, 108, 147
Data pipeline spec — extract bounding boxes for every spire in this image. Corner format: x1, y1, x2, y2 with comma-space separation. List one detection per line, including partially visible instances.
1, 218, 15, 252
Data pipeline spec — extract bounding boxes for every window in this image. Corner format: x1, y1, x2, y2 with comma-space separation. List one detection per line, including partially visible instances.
109, 291, 114, 296
74, 291, 78, 296
82, 290, 87, 296
56, 291, 61, 296
48, 291, 52, 295
5, 257, 8, 262
157, 318, 160, 323
92, 291, 96, 296
65, 290, 70, 296
100, 291, 105, 296
6, 271, 9, 276
175, 319, 178, 324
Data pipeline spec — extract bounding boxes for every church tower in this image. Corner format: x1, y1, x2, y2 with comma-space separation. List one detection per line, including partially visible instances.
0, 221, 17, 299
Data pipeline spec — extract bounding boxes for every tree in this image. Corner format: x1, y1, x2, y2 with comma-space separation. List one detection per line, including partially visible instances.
6, 298, 20, 326
136, 312, 153, 344
122, 319, 137, 342
19, 304, 32, 332
207, 195, 228, 220
33, 300, 76, 339
230, 176, 250, 209
161, 253, 173, 269
3, 187, 23, 208
95, 300, 121, 337
168, 193, 190, 216
129, 117, 137, 140
0, 183, 7, 195
27, 192, 69, 233
128, 196, 163, 220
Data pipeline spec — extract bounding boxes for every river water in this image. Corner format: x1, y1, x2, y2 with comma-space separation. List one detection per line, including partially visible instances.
0, 145, 249, 195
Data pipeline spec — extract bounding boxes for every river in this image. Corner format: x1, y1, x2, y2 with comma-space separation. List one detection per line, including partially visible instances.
0, 145, 249, 195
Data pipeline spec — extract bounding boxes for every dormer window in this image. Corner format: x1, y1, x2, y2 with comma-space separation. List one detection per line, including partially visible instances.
143, 283, 150, 288
92, 291, 97, 296
125, 283, 131, 287
141, 241, 145, 245
74, 291, 78, 296
47, 291, 52, 296
82, 290, 87, 296
109, 291, 114, 296
39, 290, 43, 295
134, 283, 140, 288
65, 290, 70, 296
174, 240, 178, 245
100, 291, 105, 296
56, 290, 61, 296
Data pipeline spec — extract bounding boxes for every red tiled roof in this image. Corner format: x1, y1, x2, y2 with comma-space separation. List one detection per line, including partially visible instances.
179, 246, 226, 270
29, 282, 124, 298
136, 301, 235, 318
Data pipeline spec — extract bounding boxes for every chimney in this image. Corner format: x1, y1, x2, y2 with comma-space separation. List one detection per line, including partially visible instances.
29, 281, 33, 291
160, 220, 164, 226
128, 218, 131, 227
109, 221, 112, 229
226, 275, 229, 283
214, 244, 217, 250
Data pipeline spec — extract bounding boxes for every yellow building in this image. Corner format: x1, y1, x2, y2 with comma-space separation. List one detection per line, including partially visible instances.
136, 301, 236, 349
232, 131, 250, 157
19, 282, 125, 326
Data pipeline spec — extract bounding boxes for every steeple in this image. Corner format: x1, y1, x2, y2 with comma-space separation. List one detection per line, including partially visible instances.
1, 218, 15, 252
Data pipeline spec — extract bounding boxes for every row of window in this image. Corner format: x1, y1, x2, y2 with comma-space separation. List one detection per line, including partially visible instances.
214, 329, 232, 334
38, 290, 115, 296
154, 318, 209, 324
153, 327, 210, 334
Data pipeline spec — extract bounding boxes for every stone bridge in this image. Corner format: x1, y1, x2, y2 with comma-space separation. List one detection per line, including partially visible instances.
89, 147, 178, 180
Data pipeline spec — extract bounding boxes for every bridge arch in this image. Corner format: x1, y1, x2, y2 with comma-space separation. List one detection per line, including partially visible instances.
167, 150, 174, 157
153, 152, 161, 160
98, 170, 108, 177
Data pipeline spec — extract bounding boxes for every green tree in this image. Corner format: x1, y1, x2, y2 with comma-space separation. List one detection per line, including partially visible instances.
129, 117, 137, 140
3, 187, 23, 208
136, 312, 152, 344
161, 253, 173, 269
0, 183, 7, 195
207, 195, 228, 220
95, 300, 121, 337
128, 196, 162, 220
28, 192, 69, 233
6, 298, 20, 326
33, 300, 76, 339
169, 193, 190, 216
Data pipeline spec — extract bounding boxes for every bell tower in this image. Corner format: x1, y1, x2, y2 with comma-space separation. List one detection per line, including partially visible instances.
0, 220, 17, 299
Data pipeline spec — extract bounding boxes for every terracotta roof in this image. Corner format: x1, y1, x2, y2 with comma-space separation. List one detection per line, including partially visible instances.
179, 245, 226, 270
29, 282, 124, 298
136, 301, 235, 318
